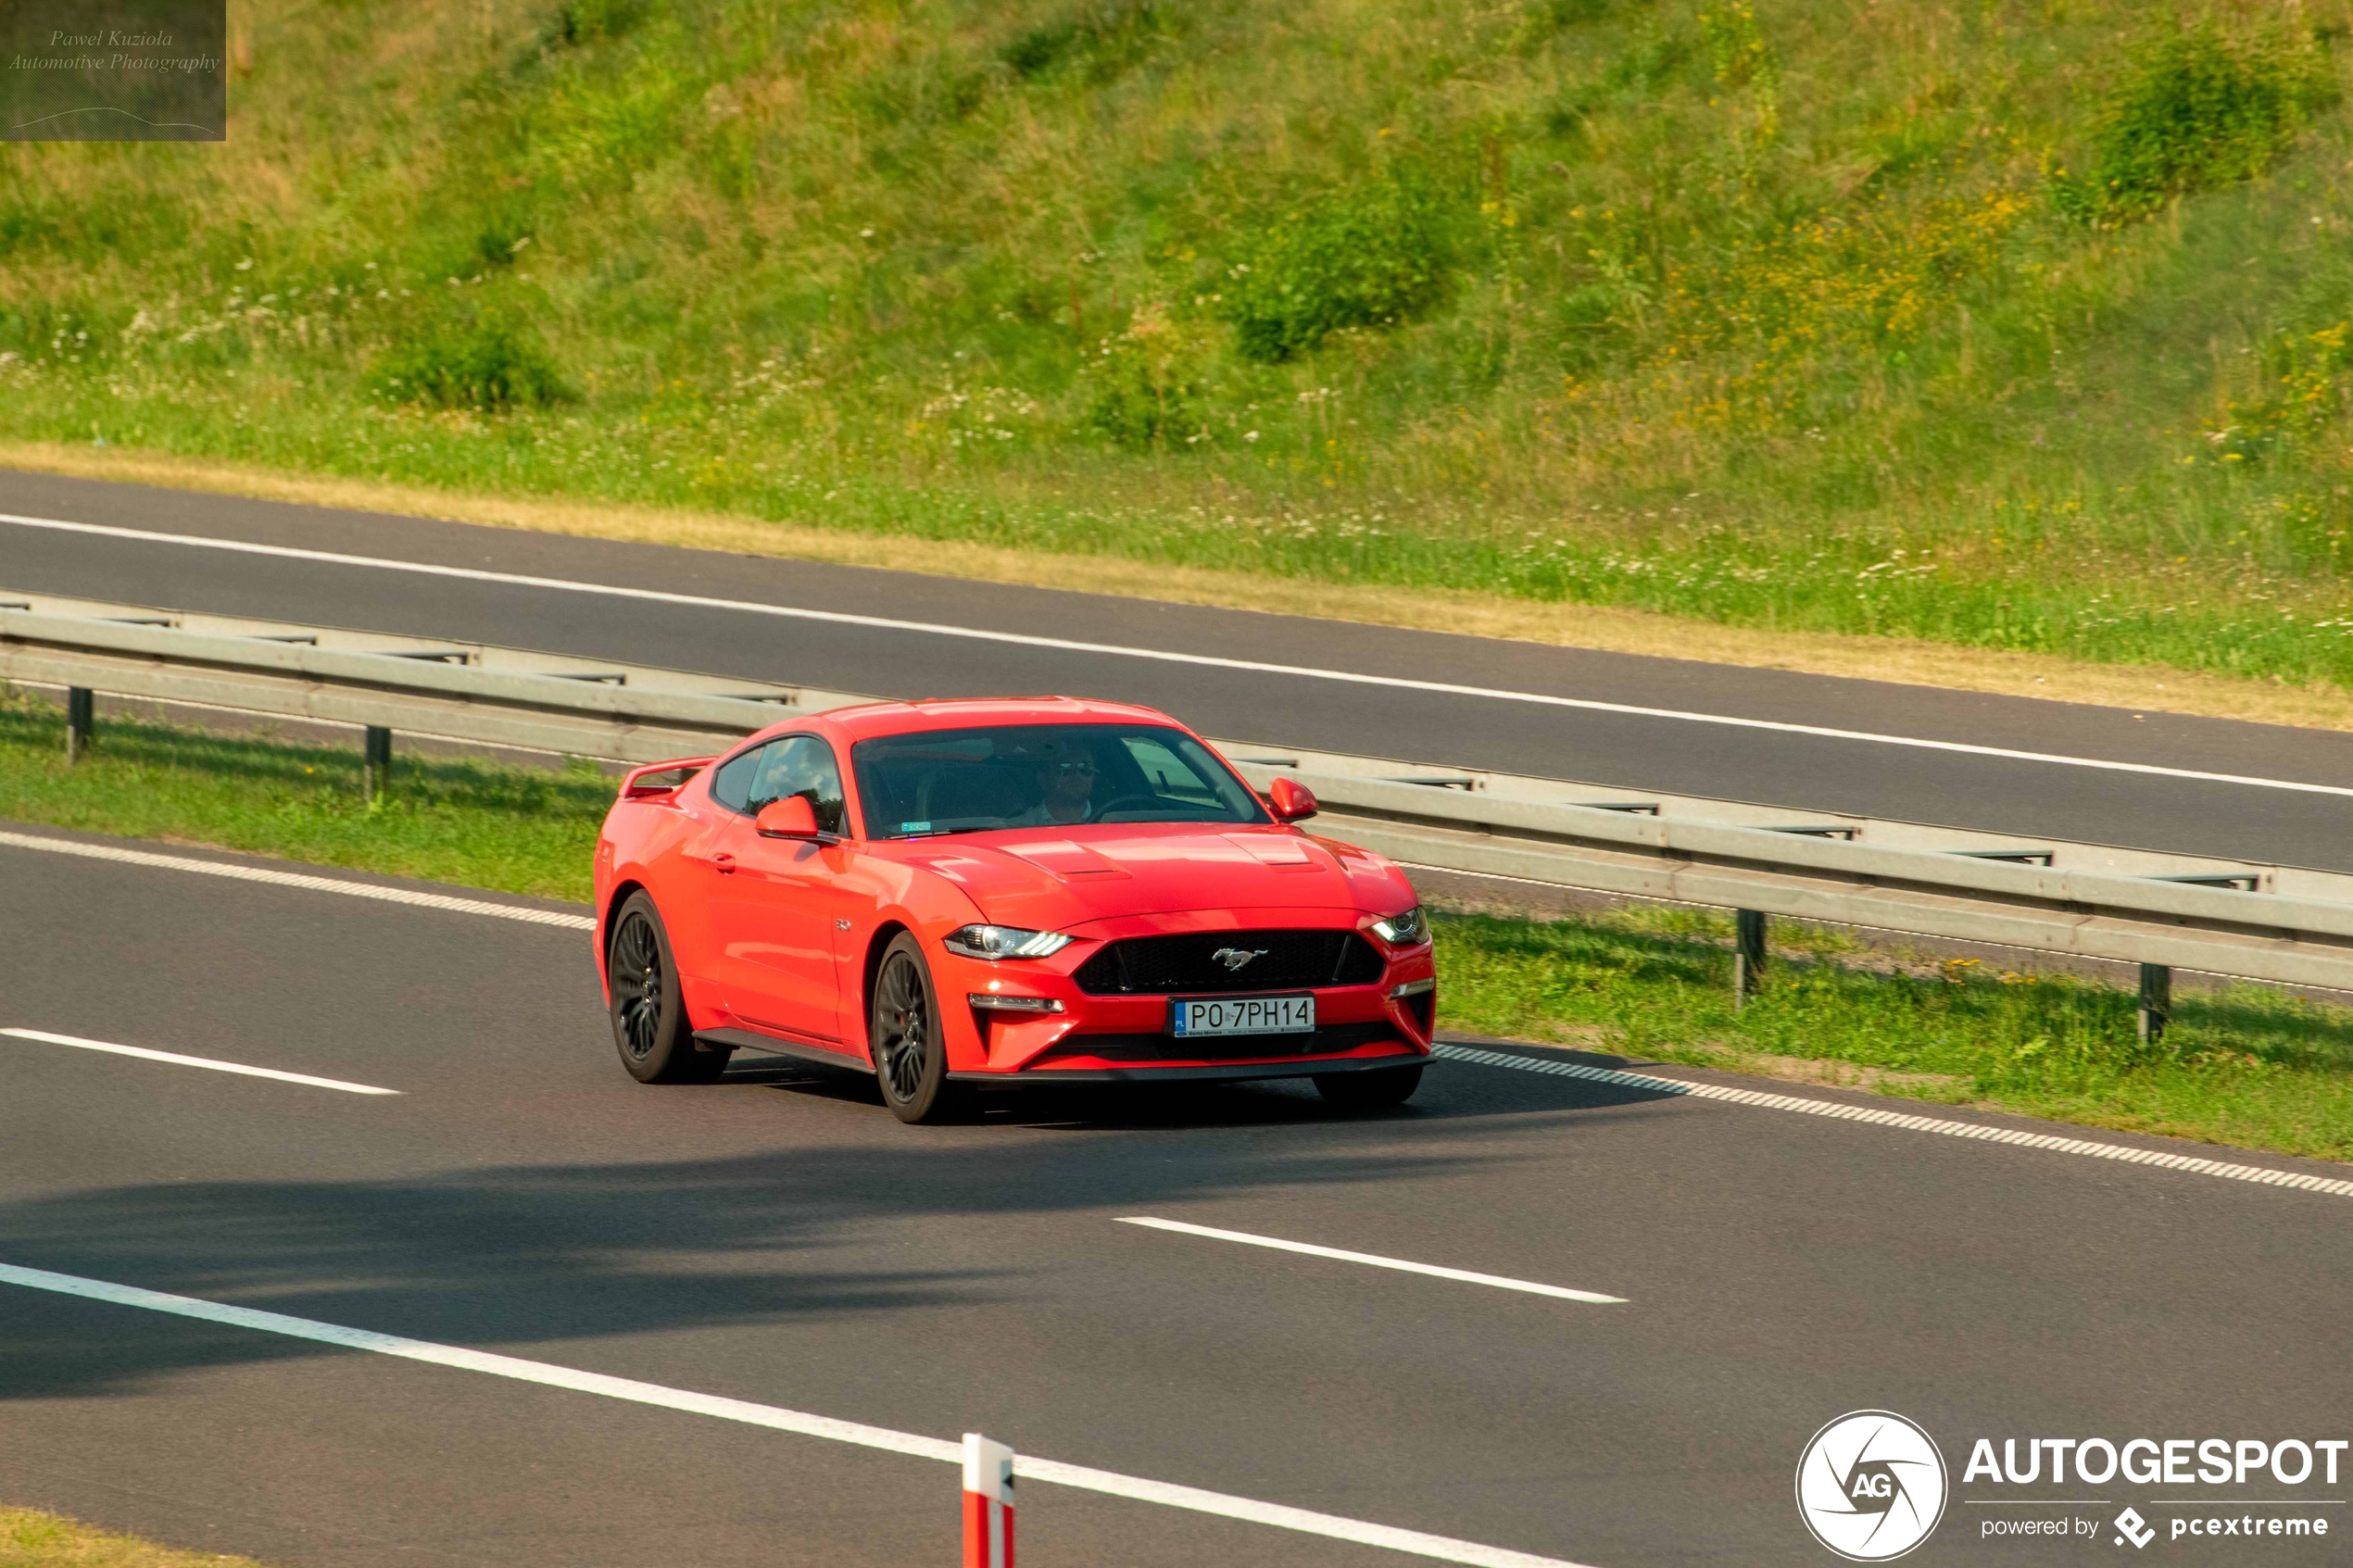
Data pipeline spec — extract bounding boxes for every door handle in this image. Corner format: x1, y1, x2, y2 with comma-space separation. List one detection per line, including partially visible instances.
712, 852, 736, 874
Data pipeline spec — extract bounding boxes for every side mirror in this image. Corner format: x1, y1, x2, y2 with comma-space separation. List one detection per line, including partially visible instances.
1266, 775, 1318, 823
754, 796, 828, 840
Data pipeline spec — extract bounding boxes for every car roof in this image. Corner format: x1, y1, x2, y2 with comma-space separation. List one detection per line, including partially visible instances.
805, 696, 1181, 743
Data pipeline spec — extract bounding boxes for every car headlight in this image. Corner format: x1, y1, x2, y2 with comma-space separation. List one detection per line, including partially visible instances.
944, 924, 1076, 960
1370, 905, 1428, 946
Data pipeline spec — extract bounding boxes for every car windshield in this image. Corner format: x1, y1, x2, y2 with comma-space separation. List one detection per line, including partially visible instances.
851, 723, 1270, 839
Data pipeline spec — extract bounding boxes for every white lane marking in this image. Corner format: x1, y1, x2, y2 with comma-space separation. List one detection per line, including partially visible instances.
0, 830, 595, 930
6, 512, 2345, 798
1118, 1216, 1626, 1304
1435, 1045, 2353, 1198
11, 821, 2343, 1203
0, 1028, 399, 1096
0, 1262, 1599, 1568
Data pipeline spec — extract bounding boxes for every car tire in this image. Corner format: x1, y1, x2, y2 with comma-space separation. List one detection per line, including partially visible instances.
1315, 1063, 1423, 1110
608, 891, 731, 1085
871, 933, 968, 1124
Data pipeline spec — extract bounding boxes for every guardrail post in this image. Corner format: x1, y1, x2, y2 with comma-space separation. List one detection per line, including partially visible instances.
2137, 963, 2171, 1045
363, 725, 393, 800
65, 686, 94, 762
962, 1432, 1014, 1568
1733, 909, 1768, 1008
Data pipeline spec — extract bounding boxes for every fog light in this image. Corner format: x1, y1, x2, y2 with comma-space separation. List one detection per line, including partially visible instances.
969, 993, 1064, 1013
1389, 978, 1434, 999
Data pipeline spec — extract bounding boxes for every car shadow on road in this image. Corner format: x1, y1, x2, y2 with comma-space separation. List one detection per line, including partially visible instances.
0, 1052, 1682, 1404
718, 1037, 1692, 1132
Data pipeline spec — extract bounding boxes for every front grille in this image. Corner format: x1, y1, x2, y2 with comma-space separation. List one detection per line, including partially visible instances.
1044, 1021, 1403, 1062
1072, 929, 1385, 996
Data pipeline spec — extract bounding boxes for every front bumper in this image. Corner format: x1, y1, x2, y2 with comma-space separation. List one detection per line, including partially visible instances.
942, 917, 1438, 1075
697, 1024, 1428, 1086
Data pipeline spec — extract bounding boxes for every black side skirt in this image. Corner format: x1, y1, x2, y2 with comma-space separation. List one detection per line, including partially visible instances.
696, 1027, 871, 1073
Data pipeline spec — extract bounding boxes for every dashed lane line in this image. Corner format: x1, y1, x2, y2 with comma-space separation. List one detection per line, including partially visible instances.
1433, 1045, 2353, 1199
8, 511, 2350, 798
1117, 1217, 1625, 1303
8, 826, 2346, 1200
0, 1261, 1599, 1568
0, 1028, 399, 1095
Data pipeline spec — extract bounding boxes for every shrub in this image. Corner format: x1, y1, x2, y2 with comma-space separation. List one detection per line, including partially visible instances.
1000, 0, 1177, 84
546, 0, 647, 47
369, 315, 565, 411
1082, 303, 1207, 448
2054, 19, 2333, 225
1220, 173, 1457, 363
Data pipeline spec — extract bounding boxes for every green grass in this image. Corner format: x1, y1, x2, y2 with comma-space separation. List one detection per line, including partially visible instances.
1, 1505, 275, 1568
0, 698, 611, 901
1441, 908, 2353, 1162
6, 694, 2350, 1160
7, 3, 2353, 688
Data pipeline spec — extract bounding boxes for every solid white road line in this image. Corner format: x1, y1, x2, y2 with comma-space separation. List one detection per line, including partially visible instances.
1118, 1217, 1626, 1304
6, 511, 2346, 798
1, 1028, 400, 1096
0, 1261, 1601, 1568
0, 830, 596, 930
1434, 1044, 2353, 1199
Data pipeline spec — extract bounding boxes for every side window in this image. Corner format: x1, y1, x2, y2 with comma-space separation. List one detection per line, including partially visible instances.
750, 735, 849, 835
1122, 735, 1219, 805
709, 742, 771, 814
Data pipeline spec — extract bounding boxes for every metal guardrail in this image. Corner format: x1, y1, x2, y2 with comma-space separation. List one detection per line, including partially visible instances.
0, 604, 819, 778
9, 590, 2351, 1035
1225, 765, 2353, 1002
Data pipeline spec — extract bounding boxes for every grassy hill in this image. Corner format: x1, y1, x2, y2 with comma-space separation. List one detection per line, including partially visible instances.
5, 0, 2353, 688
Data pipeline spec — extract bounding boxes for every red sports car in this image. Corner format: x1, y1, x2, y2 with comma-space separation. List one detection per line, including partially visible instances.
592, 696, 1436, 1122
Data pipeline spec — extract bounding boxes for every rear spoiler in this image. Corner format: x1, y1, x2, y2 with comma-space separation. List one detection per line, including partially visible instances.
619, 757, 715, 800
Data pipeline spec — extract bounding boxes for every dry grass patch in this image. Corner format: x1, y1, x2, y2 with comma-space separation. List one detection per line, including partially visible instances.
9, 442, 2352, 734
0, 1507, 274, 1568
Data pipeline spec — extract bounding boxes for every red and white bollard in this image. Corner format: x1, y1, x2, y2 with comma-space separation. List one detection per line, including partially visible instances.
962, 1432, 1015, 1568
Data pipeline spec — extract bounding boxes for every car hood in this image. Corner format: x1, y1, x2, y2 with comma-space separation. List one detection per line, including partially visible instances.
887, 823, 1403, 930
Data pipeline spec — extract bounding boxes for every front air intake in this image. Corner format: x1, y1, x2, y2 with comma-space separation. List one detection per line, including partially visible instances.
1072, 929, 1385, 995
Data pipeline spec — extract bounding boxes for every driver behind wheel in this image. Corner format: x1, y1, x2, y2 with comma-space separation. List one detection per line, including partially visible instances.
1008, 738, 1101, 826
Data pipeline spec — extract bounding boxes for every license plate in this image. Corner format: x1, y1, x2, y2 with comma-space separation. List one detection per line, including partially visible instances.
1169, 994, 1315, 1038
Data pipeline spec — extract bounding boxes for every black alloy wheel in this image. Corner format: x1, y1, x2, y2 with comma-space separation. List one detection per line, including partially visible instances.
607, 891, 730, 1085
610, 910, 665, 1062
871, 933, 966, 1123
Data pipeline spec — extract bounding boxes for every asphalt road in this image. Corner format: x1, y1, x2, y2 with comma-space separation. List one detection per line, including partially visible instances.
2, 829, 2347, 1567
5, 470, 2353, 870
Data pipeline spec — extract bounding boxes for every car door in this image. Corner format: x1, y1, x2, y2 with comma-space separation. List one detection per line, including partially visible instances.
708, 735, 860, 1046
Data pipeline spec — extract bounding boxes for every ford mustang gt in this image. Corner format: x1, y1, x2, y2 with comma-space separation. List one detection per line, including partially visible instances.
593, 696, 1436, 1122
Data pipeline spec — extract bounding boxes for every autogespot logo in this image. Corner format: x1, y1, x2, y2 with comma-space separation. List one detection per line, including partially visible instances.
1796, 1411, 1950, 1562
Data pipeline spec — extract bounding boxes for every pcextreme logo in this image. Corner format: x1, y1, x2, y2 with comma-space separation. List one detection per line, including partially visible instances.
1796, 1411, 1951, 1562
